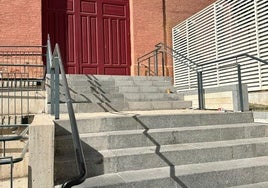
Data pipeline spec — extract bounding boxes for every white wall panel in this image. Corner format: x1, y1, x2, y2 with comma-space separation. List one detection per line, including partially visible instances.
172, 0, 268, 91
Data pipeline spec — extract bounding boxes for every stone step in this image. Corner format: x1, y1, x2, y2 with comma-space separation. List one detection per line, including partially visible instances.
85, 75, 172, 82
54, 111, 254, 135
70, 156, 268, 188
62, 75, 172, 82
55, 137, 268, 178
47, 100, 191, 113
127, 101, 191, 110
55, 123, 267, 151
123, 93, 182, 101
47, 92, 124, 103
114, 80, 172, 87
47, 102, 127, 113
118, 86, 176, 93
229, 181, 268, 188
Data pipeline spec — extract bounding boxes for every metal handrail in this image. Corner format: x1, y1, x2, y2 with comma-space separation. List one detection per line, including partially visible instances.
137, 42, 203, 109
0, 124, 29, 188
137, 43, 268, 111
48, 40, 87, 187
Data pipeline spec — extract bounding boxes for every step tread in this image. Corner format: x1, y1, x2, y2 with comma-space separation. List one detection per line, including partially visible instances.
56, 137, 268, 160
68, 123, 265, 137
99, 137, 268, 157
73, 156, 268, 188
229, 181, 268, 188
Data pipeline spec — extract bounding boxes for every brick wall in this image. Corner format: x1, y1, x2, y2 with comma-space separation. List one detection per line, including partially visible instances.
0, 0, 42, 45
130, 0, 217, 76
0, 0, 216, 77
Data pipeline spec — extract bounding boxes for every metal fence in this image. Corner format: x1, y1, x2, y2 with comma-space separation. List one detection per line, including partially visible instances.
0, 46, 46, 124
172, 0, 268, 91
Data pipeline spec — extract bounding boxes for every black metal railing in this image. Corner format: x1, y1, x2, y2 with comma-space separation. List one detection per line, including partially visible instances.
0, 45, 46, 187
137, 43, 204, 109
199, 53, 268, 111
0, 46, 46, 125
137, 43, 268, 111
47, 37, 87, 187
137, 48, 165, 76
0, 124, 29, 188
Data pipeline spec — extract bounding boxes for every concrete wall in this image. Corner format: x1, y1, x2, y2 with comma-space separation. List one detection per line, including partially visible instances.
183, 84, 249, 112
249, 91, 268, 105
28, 114, 54, 188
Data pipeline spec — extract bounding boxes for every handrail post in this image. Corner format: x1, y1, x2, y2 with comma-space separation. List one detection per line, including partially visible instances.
197, 71, 204, 110
161, 51, 165, 76
154, 49, 159, 76
47, 34, 52, 74
137, 60, 140, 76
148, 57, 151, 76
237, 64, 244, 112
54, 60, 60, 119
50, 68, 55, 115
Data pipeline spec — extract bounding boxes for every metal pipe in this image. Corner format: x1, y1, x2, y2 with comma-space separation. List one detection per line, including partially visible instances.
237, 64, 244, 112
154, 50, 158, 76
137, 61, 140, 76
161, 51, 165, 76
54, 60, 60, 120
52, 44, 87, 188
197, 71, 204, 110
148, 58, 151, 76
50, 70, 55, 115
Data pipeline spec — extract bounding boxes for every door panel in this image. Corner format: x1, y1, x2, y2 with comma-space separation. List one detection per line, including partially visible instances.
43, 0, 130, 75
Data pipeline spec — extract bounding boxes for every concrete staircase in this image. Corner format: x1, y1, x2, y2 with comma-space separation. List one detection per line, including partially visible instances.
52, 75, 268, 188
47, 75, 191, 112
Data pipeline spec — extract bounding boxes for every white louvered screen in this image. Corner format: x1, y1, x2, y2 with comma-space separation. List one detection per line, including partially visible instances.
172, 0, 268, 92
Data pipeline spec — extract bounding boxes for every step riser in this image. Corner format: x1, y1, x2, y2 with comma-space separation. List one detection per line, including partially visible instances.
55, 113, 254, 135
56, 125, 268, 150
123, 93, 182, 101
47, 93, 124, 103
47, 103, 127, 113
127, 101, 191, 110
62, 75, 172, 82
115, 81, 172, 87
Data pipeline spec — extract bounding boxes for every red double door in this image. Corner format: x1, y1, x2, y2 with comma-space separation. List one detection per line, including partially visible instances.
42, 0, 131, 75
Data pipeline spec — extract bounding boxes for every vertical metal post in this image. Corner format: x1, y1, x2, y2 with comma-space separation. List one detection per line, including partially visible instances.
50, 69, 55, 115
161, 51, 165, 76
197, 71, 204, 110
7, 73, 10, 124
55, 61, 60, 120
137, 60, 140, 76
154, 50, 159, 76
14, 73, 16, 124
237, 64, 244, 112
1, 72, 3, 124
148, 58, 151, 76
27, 74, 29, 122
47, 35, 52, 74
10, 158, 13, 188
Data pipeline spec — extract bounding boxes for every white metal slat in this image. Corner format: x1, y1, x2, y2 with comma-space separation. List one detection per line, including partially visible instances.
172, 0, 268, 92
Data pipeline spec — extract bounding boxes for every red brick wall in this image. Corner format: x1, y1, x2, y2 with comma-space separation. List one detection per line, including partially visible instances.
0, 0, 216, 77
130, 0, 217, 76
0, 0, 41, 45
129, 0, 165, 75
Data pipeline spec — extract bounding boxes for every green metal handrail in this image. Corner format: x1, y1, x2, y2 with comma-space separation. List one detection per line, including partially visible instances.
48, 37, 87, 187
137, 43, 268, 111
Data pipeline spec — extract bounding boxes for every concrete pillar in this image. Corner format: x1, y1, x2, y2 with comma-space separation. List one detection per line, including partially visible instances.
28, 114, 54, 188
